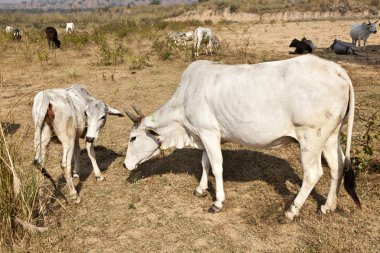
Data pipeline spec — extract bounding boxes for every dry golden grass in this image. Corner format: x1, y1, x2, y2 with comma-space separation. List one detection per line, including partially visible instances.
0, 14, 379, 253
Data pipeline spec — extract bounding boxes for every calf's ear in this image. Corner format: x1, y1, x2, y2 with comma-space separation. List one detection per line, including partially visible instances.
107, 105, 124, 117
145, 127, 160, 137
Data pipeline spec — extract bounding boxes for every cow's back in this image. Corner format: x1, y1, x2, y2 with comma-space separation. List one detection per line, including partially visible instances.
180, 55, 351, 147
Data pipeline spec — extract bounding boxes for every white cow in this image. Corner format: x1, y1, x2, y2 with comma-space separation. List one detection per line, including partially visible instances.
167, 32, 184, 45
33, 84, 123, 203
123, 55, 360, 222
193, 27, 213, 56
66, 22, 74, 34
5, 26, 13, 33
350, 20, 378, 49
180, 31, 194, 46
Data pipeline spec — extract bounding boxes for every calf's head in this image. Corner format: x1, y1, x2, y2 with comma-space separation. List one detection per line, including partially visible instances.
84, 101, 123, 143
123, 105, 162, 171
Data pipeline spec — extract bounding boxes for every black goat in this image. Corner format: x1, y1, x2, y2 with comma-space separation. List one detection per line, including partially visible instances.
45, 27, 61, 49
289, 38, 314, 54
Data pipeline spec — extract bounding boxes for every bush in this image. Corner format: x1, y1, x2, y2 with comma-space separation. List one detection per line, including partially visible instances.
129, 53, 152, 70
229, 4, 240, 13
98, 39, 127, 66
62, 32, 90, 50
150, 0, 160, 5
152, 38, 173, 60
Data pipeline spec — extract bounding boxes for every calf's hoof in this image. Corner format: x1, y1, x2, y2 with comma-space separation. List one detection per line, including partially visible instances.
69, 193, 81, 204
194, 189, 208, 198
208, 204, 222, 213
278, 215, 293, 224
95, 175, 105, 182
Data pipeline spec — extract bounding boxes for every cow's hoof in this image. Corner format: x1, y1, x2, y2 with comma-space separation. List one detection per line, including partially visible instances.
69, 193, 81, 204
194, 189, 208, 198
278, 215, 293, 224
96, 175, 105, 182
208, 204, 222, 213
320, 205, 334, 215
73, 173, 79, 178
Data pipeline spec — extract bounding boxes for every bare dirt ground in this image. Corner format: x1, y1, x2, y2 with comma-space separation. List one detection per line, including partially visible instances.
1, 19, 380, 252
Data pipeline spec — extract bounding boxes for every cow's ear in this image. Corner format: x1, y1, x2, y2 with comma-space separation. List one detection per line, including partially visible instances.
145, 127, 160, 137
107, 106, 124, 117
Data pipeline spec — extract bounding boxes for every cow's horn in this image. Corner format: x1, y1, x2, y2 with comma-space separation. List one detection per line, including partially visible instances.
124, 108, 140, 123
131, 104, 144, 118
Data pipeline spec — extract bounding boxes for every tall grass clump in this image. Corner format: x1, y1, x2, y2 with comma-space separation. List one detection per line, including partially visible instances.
0, 122, 49, 251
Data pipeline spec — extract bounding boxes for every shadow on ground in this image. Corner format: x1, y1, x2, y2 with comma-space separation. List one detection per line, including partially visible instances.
127, 148, 326, 207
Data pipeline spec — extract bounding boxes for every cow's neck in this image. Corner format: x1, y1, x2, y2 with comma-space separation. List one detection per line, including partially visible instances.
145, 97, 195, 150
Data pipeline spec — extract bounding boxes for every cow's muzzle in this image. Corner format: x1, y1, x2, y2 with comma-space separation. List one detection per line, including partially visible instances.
85, 136, 94, 143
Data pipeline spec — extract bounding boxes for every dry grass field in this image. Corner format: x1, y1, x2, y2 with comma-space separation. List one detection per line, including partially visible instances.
1, 12, 380, 253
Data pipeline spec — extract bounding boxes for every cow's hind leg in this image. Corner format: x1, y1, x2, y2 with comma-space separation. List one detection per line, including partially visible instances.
280, 132, 324, 222
194, 150, 210, 197
199, 132, 224, 213
320, 131, 344, 214
34, 123, 52, 165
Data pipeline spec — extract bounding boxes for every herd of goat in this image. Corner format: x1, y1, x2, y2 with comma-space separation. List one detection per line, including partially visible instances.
3, 18, 376, 222
4, 19, 378, 56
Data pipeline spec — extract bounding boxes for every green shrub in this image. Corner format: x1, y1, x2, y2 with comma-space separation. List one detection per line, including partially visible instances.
229, 4, 240, 13
152, 38, 173, 60
129, 53, 152, 70
98, 39, 127, 66
62, 33, 90, 49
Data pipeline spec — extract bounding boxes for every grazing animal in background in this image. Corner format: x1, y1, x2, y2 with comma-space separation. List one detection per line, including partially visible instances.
193, 27, 214, 56
45, 27, 61, 49
5, 26, 13, 33
211, 35, 221, 49
289, 38, 313, 54
66, 22, 74, 34
124, 55, 360, 222
13, 28, 21, 41
33, 84, 124, 203
179, 31, 194, 46
350, 20, 378, 49
167, 31, 186, 45
329, 39, 357, 55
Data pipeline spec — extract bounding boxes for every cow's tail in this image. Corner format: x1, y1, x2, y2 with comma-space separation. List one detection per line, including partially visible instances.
339, 70, 361, 209
32, 92, 57, 190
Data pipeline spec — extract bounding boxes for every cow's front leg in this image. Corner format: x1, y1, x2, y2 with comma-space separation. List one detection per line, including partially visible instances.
363, 40, 367, 50
86, 142, 104, 181
194, 150, 210, 197
200, 132, 224, 213
72, 139, 81, 178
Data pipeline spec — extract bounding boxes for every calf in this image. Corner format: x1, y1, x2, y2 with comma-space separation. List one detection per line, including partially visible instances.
45, 27, 61, 49
289, 38, 313, 54
66, 22, 74, 34
350, 20, 378, 49
13, 28, 21, 41
193, 27, 214, 56
32, 84, 124, 203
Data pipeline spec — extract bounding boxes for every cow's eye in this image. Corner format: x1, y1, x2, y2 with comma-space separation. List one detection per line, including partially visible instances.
130, 136, 136, 142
